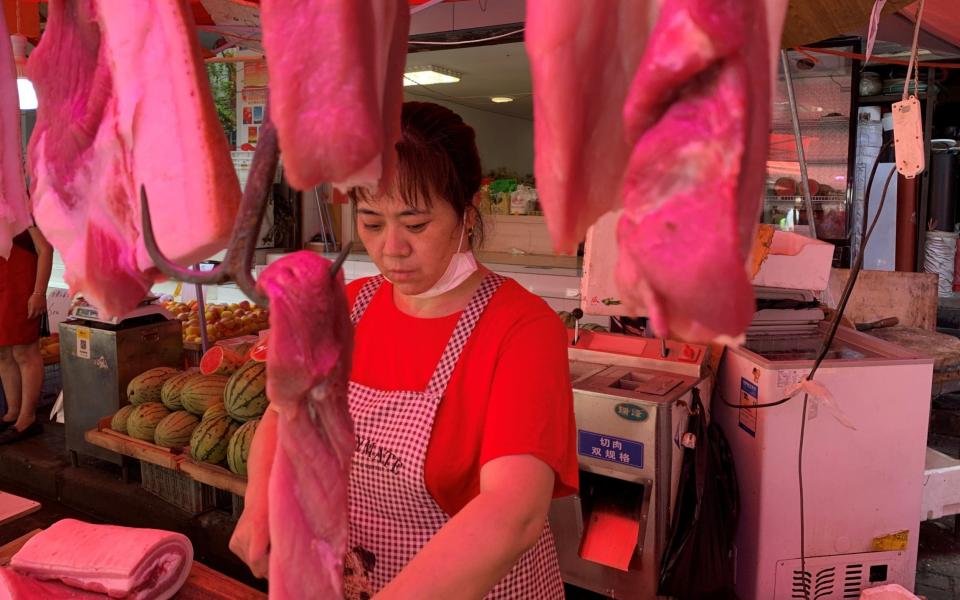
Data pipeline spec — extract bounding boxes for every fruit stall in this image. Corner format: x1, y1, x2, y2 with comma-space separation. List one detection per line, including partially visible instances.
163, 299, 270, 353
84, 343, 267, 515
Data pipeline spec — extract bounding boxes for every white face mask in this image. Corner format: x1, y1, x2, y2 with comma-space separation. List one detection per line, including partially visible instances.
405, 224, 478, 299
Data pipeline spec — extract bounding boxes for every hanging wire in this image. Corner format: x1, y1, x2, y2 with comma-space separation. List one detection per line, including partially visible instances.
407, 27, 525, 45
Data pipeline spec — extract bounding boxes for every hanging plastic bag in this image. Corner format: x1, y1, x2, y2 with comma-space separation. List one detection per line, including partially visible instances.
658, 389, 740, 599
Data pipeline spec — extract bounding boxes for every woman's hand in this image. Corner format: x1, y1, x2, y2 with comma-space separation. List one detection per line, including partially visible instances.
229, 408, 279, 579
27, 293, 46, 320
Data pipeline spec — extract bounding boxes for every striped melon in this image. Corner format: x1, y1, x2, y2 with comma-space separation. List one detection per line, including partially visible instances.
227, 418, 259, 476
110, 405, 136, 434
181, 375, 229, 416
189, 414, 239, 464
127, 367, 179, 405
126, 403, 171, 441
201, 403, 228, 422
161, 370, 200, 411
224, 361, 268, 422
154, 411, 200, 448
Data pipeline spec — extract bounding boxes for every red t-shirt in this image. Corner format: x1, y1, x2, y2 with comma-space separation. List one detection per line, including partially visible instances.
347, 276, 579, 516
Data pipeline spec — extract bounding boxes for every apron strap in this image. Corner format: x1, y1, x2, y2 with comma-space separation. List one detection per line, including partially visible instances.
426, 273, 506, 397
350, 275, 386, 326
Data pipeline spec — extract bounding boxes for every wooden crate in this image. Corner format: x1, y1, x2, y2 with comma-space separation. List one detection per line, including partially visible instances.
484, 214, 561, 257
180, 460, 247, 497
85, 418, 183, 470
231, 494, 245, 521
141, 461, 217, 515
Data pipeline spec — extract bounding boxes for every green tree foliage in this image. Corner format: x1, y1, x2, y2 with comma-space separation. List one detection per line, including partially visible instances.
206, 61, 236, 145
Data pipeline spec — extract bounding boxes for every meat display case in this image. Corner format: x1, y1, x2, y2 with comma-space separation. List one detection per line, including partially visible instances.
763, 41, 861, 267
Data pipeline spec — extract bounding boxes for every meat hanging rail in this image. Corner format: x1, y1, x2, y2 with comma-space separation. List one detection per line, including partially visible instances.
139, 102, 352, 306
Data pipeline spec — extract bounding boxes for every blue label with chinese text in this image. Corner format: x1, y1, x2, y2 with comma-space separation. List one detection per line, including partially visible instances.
577, 430, 644, 469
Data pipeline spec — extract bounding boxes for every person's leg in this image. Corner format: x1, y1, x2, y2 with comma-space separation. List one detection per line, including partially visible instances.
10, 342, 42, 430
0, 346, 21, 424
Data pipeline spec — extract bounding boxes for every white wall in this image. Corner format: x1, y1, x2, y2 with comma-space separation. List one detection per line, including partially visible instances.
412, 97, 534, 177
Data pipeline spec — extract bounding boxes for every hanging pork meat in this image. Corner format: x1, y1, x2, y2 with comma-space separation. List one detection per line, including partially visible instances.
527, 0, 788, 343
258, 0, 409, 192
0, 8, 30, 260
28, 0, 240, 318
95, 0, 241, 274
230, 252, 354, 600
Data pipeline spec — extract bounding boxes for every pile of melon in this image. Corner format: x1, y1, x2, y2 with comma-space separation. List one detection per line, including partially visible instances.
108, 348, 269, 476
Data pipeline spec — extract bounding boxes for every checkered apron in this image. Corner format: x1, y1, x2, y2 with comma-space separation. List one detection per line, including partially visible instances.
347, 273, 565, 599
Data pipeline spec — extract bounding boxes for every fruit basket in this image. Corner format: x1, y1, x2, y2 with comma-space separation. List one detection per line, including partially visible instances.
163, 299, 269, 347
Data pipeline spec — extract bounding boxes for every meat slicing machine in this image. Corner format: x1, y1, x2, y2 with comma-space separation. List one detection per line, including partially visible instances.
549, 330, 711, 599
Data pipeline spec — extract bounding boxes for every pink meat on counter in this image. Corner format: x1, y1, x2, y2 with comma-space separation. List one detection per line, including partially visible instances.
0, 568, 104, 599
9, 519, 193, 600
527, 0, 788, 343
256, 251, 353, 599
28, 0, 240, 318
0, 8, 30, 260
259, 0, 409, 192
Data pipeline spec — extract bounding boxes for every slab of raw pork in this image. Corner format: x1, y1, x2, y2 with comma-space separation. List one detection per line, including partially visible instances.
28, 0, 240, 318
527, 0, 788, 343
0, 568, 104, 599
9, 519, 193, 600
231, 252, 353, 598
259, 0, 409, 192
0, 8, 30, 260
28, 0, 147, 317
525, 0, 657, 254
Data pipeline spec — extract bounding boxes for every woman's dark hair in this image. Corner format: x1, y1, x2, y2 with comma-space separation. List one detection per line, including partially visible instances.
351, 101, 484, 246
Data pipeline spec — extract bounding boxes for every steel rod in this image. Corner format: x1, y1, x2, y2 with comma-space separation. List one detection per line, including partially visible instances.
193, 264, 210, 356
781, 49, 818, 240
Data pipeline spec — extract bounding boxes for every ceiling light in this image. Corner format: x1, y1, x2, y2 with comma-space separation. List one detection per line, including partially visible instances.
403, 66, 461, 87
490, 97, 514, 103
10, 35, 36, 110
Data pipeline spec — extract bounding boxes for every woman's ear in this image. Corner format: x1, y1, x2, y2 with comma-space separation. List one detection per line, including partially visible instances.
466, 192, 480, 230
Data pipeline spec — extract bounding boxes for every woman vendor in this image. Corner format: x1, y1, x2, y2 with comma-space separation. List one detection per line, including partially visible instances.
236, 101, 578, 599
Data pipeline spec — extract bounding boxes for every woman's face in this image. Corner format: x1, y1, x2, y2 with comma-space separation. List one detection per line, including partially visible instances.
356, 193, 472, 296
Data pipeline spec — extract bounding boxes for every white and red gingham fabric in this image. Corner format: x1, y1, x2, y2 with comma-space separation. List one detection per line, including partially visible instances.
347, 273, 564, 599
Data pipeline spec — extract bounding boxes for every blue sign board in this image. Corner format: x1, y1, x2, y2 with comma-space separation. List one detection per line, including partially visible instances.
578, 430, 644, 469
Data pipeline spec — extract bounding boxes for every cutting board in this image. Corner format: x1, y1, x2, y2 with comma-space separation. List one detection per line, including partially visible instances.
0, 492, 40, 528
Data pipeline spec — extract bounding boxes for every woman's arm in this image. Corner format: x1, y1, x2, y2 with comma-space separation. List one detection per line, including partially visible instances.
376, 454, 555, 600
27, 227, 54, 320
229, 406, 278, 578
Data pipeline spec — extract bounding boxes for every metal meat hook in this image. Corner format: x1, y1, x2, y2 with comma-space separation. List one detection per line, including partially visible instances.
141, 113, 351, 306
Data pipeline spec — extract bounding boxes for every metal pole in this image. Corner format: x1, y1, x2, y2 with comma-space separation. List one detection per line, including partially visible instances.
193, 264, 210, 355
781, 49, 818, 240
